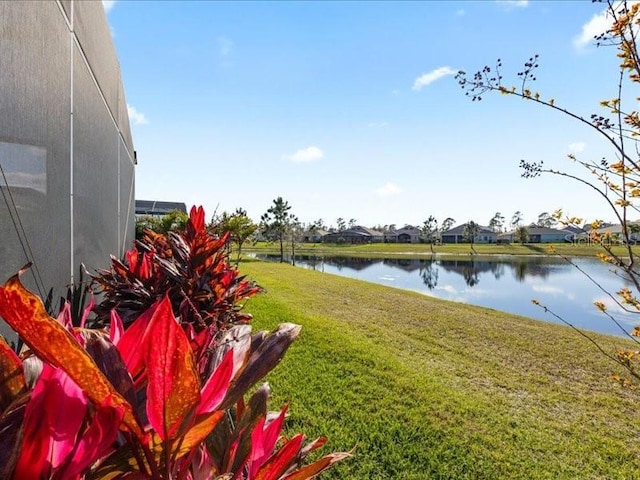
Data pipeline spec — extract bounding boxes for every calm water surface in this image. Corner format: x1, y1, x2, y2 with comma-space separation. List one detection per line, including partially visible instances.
254, 254, 639, 337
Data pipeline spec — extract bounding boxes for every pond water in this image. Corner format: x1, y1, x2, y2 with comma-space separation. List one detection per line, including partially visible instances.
254, 254, 640, 337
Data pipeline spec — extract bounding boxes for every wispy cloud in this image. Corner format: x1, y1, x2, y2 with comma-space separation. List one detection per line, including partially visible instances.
127, 104, 149, 125
456, 8, 466, 16
217, 36, 234, 57
568, 142, 586, 153
437, 285, 458, 295
102, 0, 115, 13
375, 182, 402, 196
286, 146, 324, 163
412, 66, 457, 91
531, 284, 565, 295
573, 8, 611, 49
496, 0, 529, 9
367, 121, 389, 128
574, 2, 640, 50
592, 296, 638, 320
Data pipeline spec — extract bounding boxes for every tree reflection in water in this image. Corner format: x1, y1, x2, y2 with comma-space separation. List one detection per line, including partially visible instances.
255, 254, 560, 288
419, 258, 439, 290
251, 253, 632, 336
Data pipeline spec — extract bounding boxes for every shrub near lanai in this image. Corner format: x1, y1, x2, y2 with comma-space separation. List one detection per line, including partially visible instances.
0, 206, 348, 479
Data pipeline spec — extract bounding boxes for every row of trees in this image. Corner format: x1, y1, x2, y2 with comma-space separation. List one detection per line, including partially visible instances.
312, 210, 559, 234
487, 210, 562, 232
136, 203, 552, 263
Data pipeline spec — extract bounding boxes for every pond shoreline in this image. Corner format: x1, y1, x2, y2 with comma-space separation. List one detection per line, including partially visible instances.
251, 253, 635, 337
245, 242, 635, 259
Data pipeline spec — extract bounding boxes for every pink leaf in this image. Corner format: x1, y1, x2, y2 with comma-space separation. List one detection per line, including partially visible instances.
79, 295, 95, 329
190, 444, 216, 480
109, 309, 124, 345
115, 303, 156, 377
249, 405, 288, 478
198, 349, 233, 415
56, 301, 73, 330
14, 365, 88, 477
59, 396, 125, 479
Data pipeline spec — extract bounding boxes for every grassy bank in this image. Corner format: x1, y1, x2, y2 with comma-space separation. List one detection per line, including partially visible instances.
245, 241, 634, 258
241, 260, 640, 479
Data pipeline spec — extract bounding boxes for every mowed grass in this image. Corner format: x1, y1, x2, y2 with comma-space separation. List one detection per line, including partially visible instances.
240, 260, 640, 479
245, 241, 636, 259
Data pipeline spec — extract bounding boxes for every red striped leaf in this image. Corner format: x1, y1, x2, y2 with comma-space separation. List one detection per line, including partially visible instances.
0, 274, 143, 439
255, 434, 305, 480
282, 451, 353, 480
144, 294, 200, 441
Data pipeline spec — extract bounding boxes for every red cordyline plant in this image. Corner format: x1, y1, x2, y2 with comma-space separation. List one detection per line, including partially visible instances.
0, 207, 349, 479
93, 206, 265, 382
92, 206, 261, 334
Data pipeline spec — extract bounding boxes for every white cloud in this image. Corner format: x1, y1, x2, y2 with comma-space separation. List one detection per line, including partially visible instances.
572, 2, 640, 49
391, 89, 401, 96
102, 0, 115, 13
592, 296, 637, 320
375, 182, 402, 196
437, 285, 458, 295
531, 284, 565, 295
217, 36, 234, 57
412, 66, 457, 91
568, 142, 586, 153
127, 104, 149, 125
286, 146, 324, 163
456, 9, 466, 16
573, 9, 611, 49
497, 0, 529, 8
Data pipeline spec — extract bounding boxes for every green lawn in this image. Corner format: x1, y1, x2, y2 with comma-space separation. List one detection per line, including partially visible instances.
240, 260, 640, 479
245, 241, 635, 259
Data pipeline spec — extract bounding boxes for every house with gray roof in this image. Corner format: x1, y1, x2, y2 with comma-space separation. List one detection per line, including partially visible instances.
322, 225, 384, 244
135, 200, 187, 218
590, 223, 640, 244
499, 227, 573, 243
386, 225, 421, 243
302, 228, 329, 243
441, 224, 497, 244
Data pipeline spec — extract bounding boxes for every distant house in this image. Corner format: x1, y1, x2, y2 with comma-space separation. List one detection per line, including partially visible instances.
135, 200, 187, 218
591, 223, 640, 244
322, 225, 384, 244
441, 224, 497, 244
500, 227, 573, 243
302, 228, 329, 243
562, 225, 588, 242
386, 225, 421, 244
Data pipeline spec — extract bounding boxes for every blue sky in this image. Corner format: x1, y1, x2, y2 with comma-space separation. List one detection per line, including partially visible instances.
105, 0, 624, 229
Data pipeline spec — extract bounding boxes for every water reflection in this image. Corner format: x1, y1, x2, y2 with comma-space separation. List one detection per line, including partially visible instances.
419, 261, 438, 290
254, 254, 637, 337
380, 257, 557, 288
